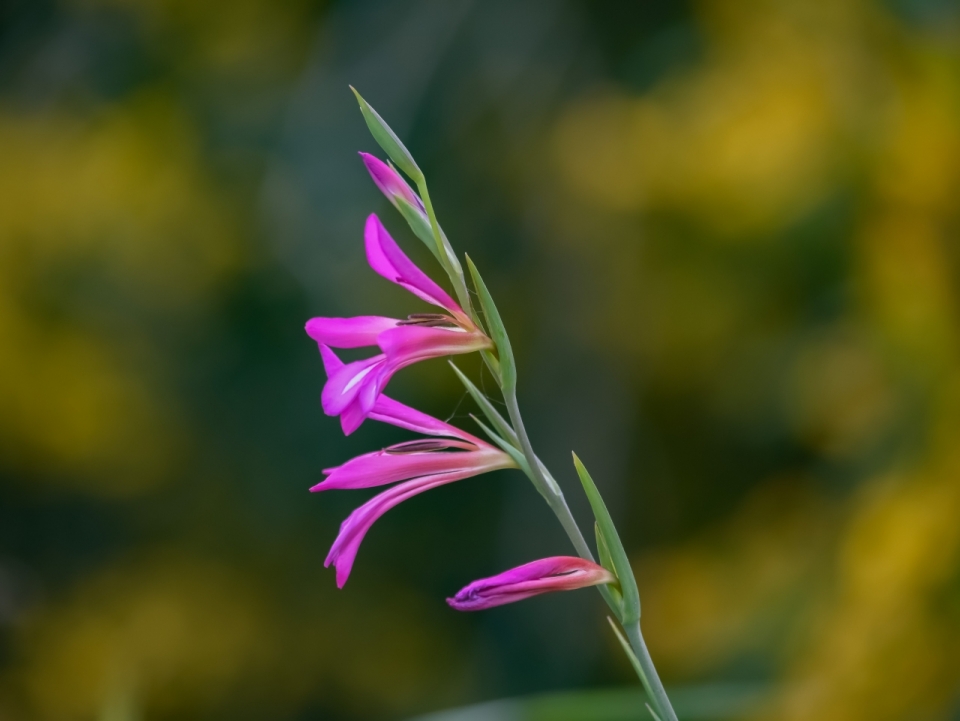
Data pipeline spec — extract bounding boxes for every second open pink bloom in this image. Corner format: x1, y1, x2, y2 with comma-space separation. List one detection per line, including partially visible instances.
447, 557, 615, 611
306, 214, 490, 435
315, 347, 515, 588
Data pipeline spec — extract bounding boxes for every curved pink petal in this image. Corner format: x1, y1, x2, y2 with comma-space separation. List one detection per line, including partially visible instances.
322, 326, 487, 425
338, 398, 368, 435
378, 325, 491, 366
314, 445, 508, 491
369, 394, 477, 441
447, 557, 615, 611
364, 214, 462, 315
325, 469, 480, 588
360, 153, 423, 210
306, 316, 398, 349
319, 345, 345, 375
321, 354, 387, 416
318, 345, 483, 439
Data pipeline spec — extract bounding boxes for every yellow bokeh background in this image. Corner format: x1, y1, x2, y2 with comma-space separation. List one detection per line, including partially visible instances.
1, 0, 959, 718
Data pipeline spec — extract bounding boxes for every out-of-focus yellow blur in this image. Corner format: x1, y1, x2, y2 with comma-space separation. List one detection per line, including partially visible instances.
551, 1, 960, 719
1, 0, 959, 718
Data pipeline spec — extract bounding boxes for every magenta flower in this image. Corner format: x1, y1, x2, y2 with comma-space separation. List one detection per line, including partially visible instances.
360, 152, 423, 211
447, 556, 615, 611
306, 214, 491, 435
315, 346, 515, 588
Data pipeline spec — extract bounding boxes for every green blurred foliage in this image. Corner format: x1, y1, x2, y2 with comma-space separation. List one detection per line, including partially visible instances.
1, 0, 959, 719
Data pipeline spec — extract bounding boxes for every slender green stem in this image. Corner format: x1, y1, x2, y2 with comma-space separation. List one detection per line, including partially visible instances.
417, 182, 474, 318
503, 391, 593, 561
503, 390, 678, 721
625, 622, 678, 721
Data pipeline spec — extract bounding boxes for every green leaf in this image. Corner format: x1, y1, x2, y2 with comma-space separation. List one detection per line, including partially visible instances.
449, 362, 517, 445
646, 703, 664, 721
350, 86, 422, 183
595, 521, 615, 572
465, 255, 516, 392
573, 453, 640, 623
395, 197, 442, 262
596, 522, 623, 608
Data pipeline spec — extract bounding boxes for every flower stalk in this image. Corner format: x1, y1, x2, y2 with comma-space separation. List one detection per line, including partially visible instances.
311, 87, 680, 721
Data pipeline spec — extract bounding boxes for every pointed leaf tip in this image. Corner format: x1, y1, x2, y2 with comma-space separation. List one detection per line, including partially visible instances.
350, 87, 422, 183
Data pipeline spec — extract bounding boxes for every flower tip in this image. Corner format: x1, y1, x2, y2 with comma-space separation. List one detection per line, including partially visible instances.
340, 413, 363, 436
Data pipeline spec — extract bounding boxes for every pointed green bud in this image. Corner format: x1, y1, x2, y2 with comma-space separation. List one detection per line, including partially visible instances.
350, 86, 423, 183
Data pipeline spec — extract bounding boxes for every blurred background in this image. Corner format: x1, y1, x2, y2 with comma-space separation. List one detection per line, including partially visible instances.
1, 0, 960, 719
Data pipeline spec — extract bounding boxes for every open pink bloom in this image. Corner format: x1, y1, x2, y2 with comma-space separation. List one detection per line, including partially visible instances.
447, 556, 615, 611
306, 214, 490, 435
359, 152, 423, 211
316, 347, 515, 588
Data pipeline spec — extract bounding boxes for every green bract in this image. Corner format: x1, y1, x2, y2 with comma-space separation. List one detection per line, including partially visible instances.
350, 86, 422, 183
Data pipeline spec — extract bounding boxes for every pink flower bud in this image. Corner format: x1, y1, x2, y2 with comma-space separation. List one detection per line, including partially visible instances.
359, 152, 423, 211
448, 557, 616, 611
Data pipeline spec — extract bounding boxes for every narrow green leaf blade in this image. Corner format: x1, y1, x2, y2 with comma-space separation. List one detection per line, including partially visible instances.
574, 453, 640, 623
449, 362, 517, 445
465, 255, 516, 392
596, 521, 616, 572
350, 86, 422, 183
596, 522, 624, 609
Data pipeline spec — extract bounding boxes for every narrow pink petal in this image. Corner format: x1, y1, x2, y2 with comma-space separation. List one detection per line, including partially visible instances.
447, 557, 615, 611
339, 399, 367, 436
359, 153, 423, 209
305, 316, 398, 349
319, 345, 345, 375
313, 446, 509, 491
321, 355, 386, 416
364, 214, 462, 314
318, 346, 480, 439
325, 469, 481, 588
378, 325, 491, 366
369, 395, 476, 440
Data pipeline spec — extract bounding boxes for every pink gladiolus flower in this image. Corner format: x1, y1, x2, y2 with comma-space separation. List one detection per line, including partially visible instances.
315, 346, 515, 588
447, 556, 616, 611
360, 152, 423, 211
306, 214, 491, 435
